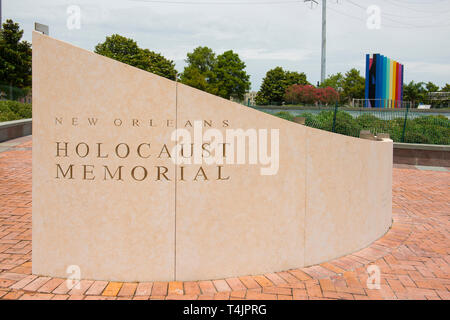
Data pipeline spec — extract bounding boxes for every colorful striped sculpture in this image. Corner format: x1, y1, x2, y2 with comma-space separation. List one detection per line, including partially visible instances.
365, 54, 404, 108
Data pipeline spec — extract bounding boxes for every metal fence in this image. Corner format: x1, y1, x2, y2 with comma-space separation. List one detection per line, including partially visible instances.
251, 104, 450, 145
352, 99, 414, 109
0, 84, 31, 103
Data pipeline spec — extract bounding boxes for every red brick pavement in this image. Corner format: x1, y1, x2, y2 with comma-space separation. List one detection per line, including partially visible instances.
0, 137, 449, 300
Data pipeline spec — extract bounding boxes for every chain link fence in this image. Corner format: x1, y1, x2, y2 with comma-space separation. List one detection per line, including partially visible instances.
0, 84, 31, 103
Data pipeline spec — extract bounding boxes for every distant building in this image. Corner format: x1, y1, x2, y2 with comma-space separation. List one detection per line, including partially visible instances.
428, 92, 450, 108
231, 91, 257, 106
230, 91, 256, 106
245, 91, 257, 106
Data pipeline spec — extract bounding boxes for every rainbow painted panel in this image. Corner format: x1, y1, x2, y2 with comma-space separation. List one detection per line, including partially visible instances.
365, 54, 404, 108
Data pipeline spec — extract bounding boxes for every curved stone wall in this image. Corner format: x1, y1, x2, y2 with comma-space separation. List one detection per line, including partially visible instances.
32, 32, 392, 282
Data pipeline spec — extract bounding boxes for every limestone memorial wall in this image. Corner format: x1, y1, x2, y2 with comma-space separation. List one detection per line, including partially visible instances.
32, 31, 392, 282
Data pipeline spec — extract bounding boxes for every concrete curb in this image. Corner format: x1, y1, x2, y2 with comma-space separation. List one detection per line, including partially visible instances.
394, 142, 449, 167
0, 119, 32, 143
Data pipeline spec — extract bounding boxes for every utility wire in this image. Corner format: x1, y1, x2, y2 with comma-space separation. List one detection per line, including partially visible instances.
328, 4, 450, 29
381, 0, 450, 14
130, 0, 450, 28
345, 0, 450, 28
131, 0, 303, 5
348, 0, 450, 18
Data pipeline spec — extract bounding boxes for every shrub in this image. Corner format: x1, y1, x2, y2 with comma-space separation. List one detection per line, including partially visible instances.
405, 116, 450, 145
318, 86, 340, 105
333, 112, 361, 137
298, 112, 319, 127
0, 100, 32, 122
356, 114, 380, 128
313, 111, 361, 137
284, 84, 339, 105
274, 111, 295, 122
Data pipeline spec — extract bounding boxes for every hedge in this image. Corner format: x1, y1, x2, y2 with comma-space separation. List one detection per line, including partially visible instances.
0, 100, 32, 122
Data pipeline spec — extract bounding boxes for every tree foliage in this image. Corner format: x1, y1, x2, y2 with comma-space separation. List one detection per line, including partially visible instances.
403, 81, 427, 106
255, 67, 309, 105
284, 84, 339, 105
95, 34, 177, 80
341, 68, 365, 102
319, 72, 344, 93
180, 47, 217, 94
139, 49, 178, 81
285, 71, 309, 87
441, 84, 450, 92
180, 47, 250, 100
214, 50, 251, 100
0, 100, 32, 121
255, 67, 286, 105
0, 20, 32, 90
425, 81, 439, 93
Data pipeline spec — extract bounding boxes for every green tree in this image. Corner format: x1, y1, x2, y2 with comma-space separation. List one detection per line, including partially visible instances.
0, 19, 32, 93
95, 34, 177, 80
341, 68, 365, 103
403, 81, 427, 106
423, 82, 440, 106
214, 50, 250, 100
95, 34, 140, 65
180, 46, 217, 94
285, 71, 309, 87
441, 84, 450, 92
319, 72, 344, 93
180, 47, 251, 100
139, 49, 177, 80
255, 67, 286, 105
255, 67, 309, 105
425, 82, 439, 93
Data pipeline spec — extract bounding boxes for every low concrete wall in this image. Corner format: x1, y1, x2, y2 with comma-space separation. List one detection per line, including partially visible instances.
394, 143, 450, 167
0, 119, 32, 143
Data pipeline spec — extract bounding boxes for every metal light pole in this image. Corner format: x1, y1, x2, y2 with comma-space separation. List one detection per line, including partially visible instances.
305, 0, 327, 84
0, 0, 3, 30
321, 0, 326, 84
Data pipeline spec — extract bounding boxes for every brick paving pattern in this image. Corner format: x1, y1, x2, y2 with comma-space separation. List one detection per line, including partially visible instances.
0, 136, 449, 300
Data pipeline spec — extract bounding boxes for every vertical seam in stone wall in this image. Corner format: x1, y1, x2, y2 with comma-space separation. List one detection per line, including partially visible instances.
174, 81, 178, 281
304, 129, 308, 266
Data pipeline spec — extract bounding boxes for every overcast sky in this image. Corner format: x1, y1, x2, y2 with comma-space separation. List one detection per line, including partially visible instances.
3, 0, 450, 90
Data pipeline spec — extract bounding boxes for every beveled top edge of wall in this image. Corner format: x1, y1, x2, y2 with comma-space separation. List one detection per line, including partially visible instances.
394, 142, 449, 152
0, 119, 32, 129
